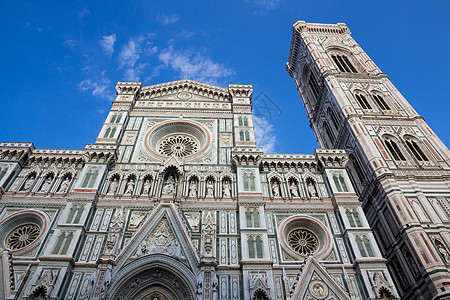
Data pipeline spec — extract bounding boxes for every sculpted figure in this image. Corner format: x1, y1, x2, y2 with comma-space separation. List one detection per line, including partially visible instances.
222, 180, 231, 197
142, 178, 151, 195
189, 180, 198, 197
58, 177, 70, 193
108, 178, 119, 194
438, 243, 450, 263
206, 180, 214, 197
271, 181, 280, 197
289, 181, 299, 197
125, 178, 135, 194
23, 176, 34, 191
307, 181, 317, 197
163, 175, 176, 195
40, 177, 52, 193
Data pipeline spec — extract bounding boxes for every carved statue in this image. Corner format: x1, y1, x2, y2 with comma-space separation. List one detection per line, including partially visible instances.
222, 180, 231, 197
163, 175, 176, 195
125, 178, 135, 194
129, 211, 147, 230
108, 178, 119, 194
189, 180, 198, 197
212, 271, 219, 300
307, 181, 317, 197
289, 181, 299, 197
271, 181, 280, 197
40, 177, 52, 193
58, 177, 70, 193
142, 178, 151, 195
196, 272, 203, 300
206, 180, 214, 197
438, 243, 450, 263
23, 176, 34, 191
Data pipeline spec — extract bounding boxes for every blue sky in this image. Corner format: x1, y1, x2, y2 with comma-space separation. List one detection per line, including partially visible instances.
1, 1, 449, 154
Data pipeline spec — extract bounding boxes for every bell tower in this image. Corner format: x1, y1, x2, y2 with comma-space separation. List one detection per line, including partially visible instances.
287, 21, 450, 299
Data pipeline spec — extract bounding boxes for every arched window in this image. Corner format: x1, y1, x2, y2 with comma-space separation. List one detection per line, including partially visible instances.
240, 130, 244, 141
244, 117, 248, 126
104, 127, 111, 138
405, 138, 428, 162
324, 121, 335, 145
331, 53, 358, 73
356, 235, 374, 257
327, 107, 340, 131
363, 236, 374, 256
346, 210, 355, 227
384, 138, 406, 161
245, 130, 250, 141
109, 127, 117, 138
255, 237, 263, 258
110, 115, 117, 123
238, 116, 243, 126
334, 174, 342, 192
354, 93, 372, 109
308, 73, 320, 98
249, 173, 256, 191
243, 173, 249, 191
372, 94, 390, 110
248, 238, 255, 258
115, 114, 121, 123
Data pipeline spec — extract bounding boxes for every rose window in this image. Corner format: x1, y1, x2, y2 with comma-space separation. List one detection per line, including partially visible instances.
287, 228, 319, 255
6, 224, 41, 250
158, 135, 199, 158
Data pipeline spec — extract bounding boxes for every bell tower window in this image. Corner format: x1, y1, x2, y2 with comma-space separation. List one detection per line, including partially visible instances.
354, 93, 372, 110
405, 139, 428, 162
331, 54, 358, 73
384, 138, 406, 161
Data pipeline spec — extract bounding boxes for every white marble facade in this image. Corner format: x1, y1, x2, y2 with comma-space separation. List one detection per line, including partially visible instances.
0, 25, 408, 299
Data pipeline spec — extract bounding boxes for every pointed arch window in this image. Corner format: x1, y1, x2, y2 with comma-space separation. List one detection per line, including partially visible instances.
243, 173, 249, 191
384, 138, 406, 161
405, 138, 428, 162
240, 130, 245, 141
331, 54, 358, 73
104, 127, 111, 138
308, 73, 320, 98
246, 208, 260, 227
333, 173, 348, 192
248, 236, 263, 259
245, 130, 250, 141
372, 94, 390, 110
249, 173, 256, 191
356, 235, 374, 257
244, 117, 249, 126
238, 116, 243, 126
110, 115, 117, 123
354, 93, 372, 109
115, 114, 121, 123
109, 127, 117, 138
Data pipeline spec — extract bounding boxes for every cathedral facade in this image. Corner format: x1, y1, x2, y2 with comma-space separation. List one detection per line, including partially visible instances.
2, 20, 441, 300
287, 21, 450, 299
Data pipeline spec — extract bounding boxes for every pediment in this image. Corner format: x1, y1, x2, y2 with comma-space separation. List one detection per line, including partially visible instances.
114, 203, 199, 273
293, 256, 350, 300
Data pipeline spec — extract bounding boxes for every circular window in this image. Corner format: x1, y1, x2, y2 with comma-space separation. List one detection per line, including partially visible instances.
287, 228, 319, 256
279, 215, 332, 260
0, 210, 47, 253
158, 134, 199, 158
6, 224, 41, 250
144, 120, 210, 160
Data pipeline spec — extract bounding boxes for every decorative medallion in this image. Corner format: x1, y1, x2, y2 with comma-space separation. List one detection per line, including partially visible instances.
6, 224, 41, 250
177, 92, 193, 100
287, 228, 319, 255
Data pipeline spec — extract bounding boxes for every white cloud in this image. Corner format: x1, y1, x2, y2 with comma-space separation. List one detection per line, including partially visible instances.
253, 115, 277, 152
99, 34, 116, 57
118, 34, 156, 80
158, 46, 235, 85
157, 14, 180, 25
64, 39, 76, 48
79, 7, 91, 19
78, 73, 112, 99
245, 0, 280, 14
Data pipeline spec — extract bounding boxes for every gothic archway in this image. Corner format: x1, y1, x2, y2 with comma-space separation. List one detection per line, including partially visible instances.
109, 255, 196, 300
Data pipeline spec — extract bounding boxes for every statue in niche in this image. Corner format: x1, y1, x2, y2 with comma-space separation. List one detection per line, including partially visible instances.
142, 178, 152, 195
196, 272, 203, 300
437, 242, 450, 263
189, 180, 198, 197
106, 207, 125, 253
289, 181, 299, 197
206, 180, 214, 197
58, 177, 70, 193
108, 177, 119, 194
22, 175, 35, 191
271, 181, 280, 197
212, 271, 219, 300
125, 178, 135, 194
163, 175, 176, 195
307, 179, 317, 197
40, 176, 52, 193
222, 180, 231, 197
